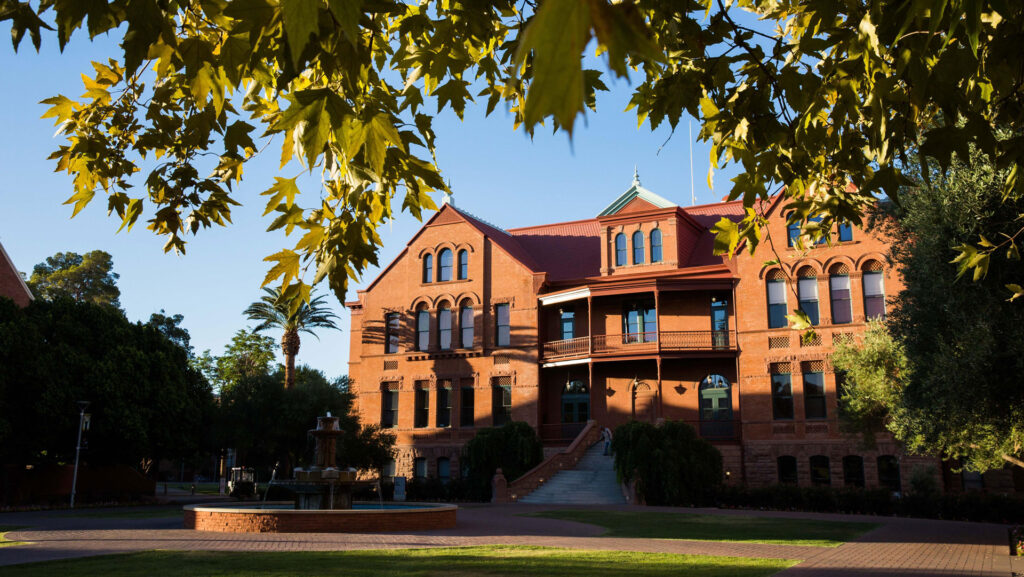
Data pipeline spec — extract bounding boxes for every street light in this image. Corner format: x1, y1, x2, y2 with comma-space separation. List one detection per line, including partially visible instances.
70, 400, 89, 508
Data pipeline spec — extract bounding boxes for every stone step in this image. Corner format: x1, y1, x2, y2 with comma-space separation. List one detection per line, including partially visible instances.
517, 440, 626, 505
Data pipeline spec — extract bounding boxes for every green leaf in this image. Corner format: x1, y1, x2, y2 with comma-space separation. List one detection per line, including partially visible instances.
710, 217, 739, 257
326, 0, 362, 45
261, 176, 301, 216
1006, 284, 1024, 302
786, 310, 813, 332
281, 0, 321, 67
262, 249, 301, 288
515, 0, 592, 134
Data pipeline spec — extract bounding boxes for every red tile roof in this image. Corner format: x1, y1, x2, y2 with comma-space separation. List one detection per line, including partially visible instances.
508, 219, 602, 282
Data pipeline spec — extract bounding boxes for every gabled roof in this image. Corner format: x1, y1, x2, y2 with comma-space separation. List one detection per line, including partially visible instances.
597, 171, 677, 216
0, 240, 33, 307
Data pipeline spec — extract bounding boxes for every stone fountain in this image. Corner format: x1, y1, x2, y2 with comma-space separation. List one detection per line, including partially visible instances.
278, 413, 357, 509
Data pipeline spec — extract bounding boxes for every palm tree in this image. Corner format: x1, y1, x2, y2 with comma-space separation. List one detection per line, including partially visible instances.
243, 287, 340, 389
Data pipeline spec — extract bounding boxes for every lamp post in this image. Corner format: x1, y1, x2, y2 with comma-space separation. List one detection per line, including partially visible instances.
70, 400, 89, 508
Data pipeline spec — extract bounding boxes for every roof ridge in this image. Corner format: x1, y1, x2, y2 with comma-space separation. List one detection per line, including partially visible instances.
508, 217, 599, 233
450, 205, 510, 236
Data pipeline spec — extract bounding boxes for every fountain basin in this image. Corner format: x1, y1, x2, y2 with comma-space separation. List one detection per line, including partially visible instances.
184, 501, 457, 533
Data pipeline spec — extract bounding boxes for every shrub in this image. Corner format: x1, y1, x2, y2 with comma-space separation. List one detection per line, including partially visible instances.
612, 420, 723, 506
460, 422, 543, 501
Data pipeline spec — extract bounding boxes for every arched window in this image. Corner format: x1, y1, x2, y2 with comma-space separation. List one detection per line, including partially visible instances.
863, 261, 885, 319
422, 254, 433, 283
810, 455, 831, 486
438, 302, 452, 350
797, 268, 819, 326
632, 230, 645, 264
829, 264, 853, 324
777, 455, 798, 484
438, 248, 453, 282
460, 300, 474, 348
416, 304, 430, 351
786, 215, 801, 247
766, 270, 787, 329
843, 455, 865, 487
437, 457, 451, 484
457, 249, 469, 280
650, 229, 663, 263
838, 221, 853, 242
614, 233, 627, 266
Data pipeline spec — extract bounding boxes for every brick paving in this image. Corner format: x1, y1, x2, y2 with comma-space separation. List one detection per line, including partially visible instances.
0, 503, 1011, 576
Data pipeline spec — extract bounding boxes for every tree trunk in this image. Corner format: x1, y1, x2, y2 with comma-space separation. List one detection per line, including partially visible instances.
281, 330, 301, 389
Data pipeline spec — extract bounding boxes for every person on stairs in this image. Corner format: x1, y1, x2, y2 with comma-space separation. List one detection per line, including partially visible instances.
601, 426, 613, 456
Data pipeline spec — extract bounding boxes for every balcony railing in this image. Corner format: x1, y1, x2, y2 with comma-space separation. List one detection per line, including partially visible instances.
542, 330, 737, 361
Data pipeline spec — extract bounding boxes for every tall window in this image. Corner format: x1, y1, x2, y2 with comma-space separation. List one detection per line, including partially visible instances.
771, 365, 794, 420
438, 248, 453, 282
383, 459, 396, 478
457, 249, 469, 280
460, 381, 475, 428
436, 381, 452, 428
877, 455, 901, 492
438, 303, 452, 350
830, 267, 853, 324
786, 217, 800, 247
632, 230, 645, 264
416, 305, 430, 351
437, 457, 451, 484
767, 274, 787, 329
803, 370, 827, 419
460, 300, 474, 348
863, 265, 885, 319
650, 229, 663, 263
492, 377, 512, 426
560, 306, 575, 340
614, 233, 627, 266
838, 221, 853, 242
810, 455, 831, 486
414, 384, 429, 428
778, 455, 798, 484
699, 375, 732, 421
797, 271, 819, 326
495, 303, 510, 347
385, 312, 400, 354
381, 388, 398, 428
413, 457, 427, 479
422, 254, 433, 283
843, 455, 865, 487
623, 300, 656, 343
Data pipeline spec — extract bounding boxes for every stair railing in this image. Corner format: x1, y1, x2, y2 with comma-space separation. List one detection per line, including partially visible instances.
493, 420, 602, 503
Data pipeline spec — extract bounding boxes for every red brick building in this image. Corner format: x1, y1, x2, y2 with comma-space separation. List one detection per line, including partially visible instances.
347, 177, 942, 491
0, 241, 32, 308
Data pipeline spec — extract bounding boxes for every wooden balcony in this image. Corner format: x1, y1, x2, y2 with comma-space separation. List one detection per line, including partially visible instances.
541, 330, 738, 362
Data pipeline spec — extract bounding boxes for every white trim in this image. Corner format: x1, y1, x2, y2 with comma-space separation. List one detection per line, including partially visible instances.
0, 241, 33, 301
539, 287, 591, 306
542, 358, 592, 368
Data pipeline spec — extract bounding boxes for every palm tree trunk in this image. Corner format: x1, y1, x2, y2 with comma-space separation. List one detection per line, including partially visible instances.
281, 329, 301, 389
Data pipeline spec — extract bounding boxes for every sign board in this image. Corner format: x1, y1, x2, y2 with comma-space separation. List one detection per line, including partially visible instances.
393, 476, 406, 501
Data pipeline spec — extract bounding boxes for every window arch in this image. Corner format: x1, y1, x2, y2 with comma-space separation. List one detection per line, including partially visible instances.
797, 267, 819, 326
438, 302, 452, 350
614, 233, 627, 266
459, 299, 474, 348
863, 261, 885, 319
632, 230, 645, 264
422, 254, 433, 283
416, 304, 430, 351
438, 248, 453, 282
829, 263, 853, 324
766, 269, 787, 329
457, 249, 469, 280
650, 229, 663, 263
699, 375, 732, 421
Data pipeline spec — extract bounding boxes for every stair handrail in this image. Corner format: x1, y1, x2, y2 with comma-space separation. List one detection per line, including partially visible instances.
498, 420, 601, 503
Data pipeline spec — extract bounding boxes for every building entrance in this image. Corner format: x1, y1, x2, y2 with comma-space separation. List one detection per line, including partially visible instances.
561, 379, 589, 438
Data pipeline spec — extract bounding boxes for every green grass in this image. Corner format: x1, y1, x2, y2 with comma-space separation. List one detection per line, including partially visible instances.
0, 547, 796, 576
527, 510, 878, 548
71, 507, 183, 519
0, 526, 28, 547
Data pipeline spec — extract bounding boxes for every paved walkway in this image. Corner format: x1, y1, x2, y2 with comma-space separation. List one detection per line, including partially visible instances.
0, 503, 1012, 576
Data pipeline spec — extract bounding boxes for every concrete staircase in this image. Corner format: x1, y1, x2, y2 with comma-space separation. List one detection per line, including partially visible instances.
518, 442, 626, 505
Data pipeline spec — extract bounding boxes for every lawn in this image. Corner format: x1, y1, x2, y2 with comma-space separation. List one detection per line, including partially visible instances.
527, 510, 878, 547
0, 547, 797, 576
0, 526, 27, 547
71, 507, 183, 519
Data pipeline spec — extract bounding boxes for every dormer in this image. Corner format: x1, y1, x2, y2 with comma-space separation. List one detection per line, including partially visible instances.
596, 172, 704, 276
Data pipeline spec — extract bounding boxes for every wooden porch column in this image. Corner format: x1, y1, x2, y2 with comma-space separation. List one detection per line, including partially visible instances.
587, 295, 594, 355
654, 286, 662, 353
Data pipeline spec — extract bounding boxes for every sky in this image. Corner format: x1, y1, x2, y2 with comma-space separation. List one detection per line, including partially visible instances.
0, 27, 746, 380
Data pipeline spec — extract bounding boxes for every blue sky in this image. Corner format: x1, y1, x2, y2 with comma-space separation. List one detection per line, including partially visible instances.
0, 30, 744, 380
